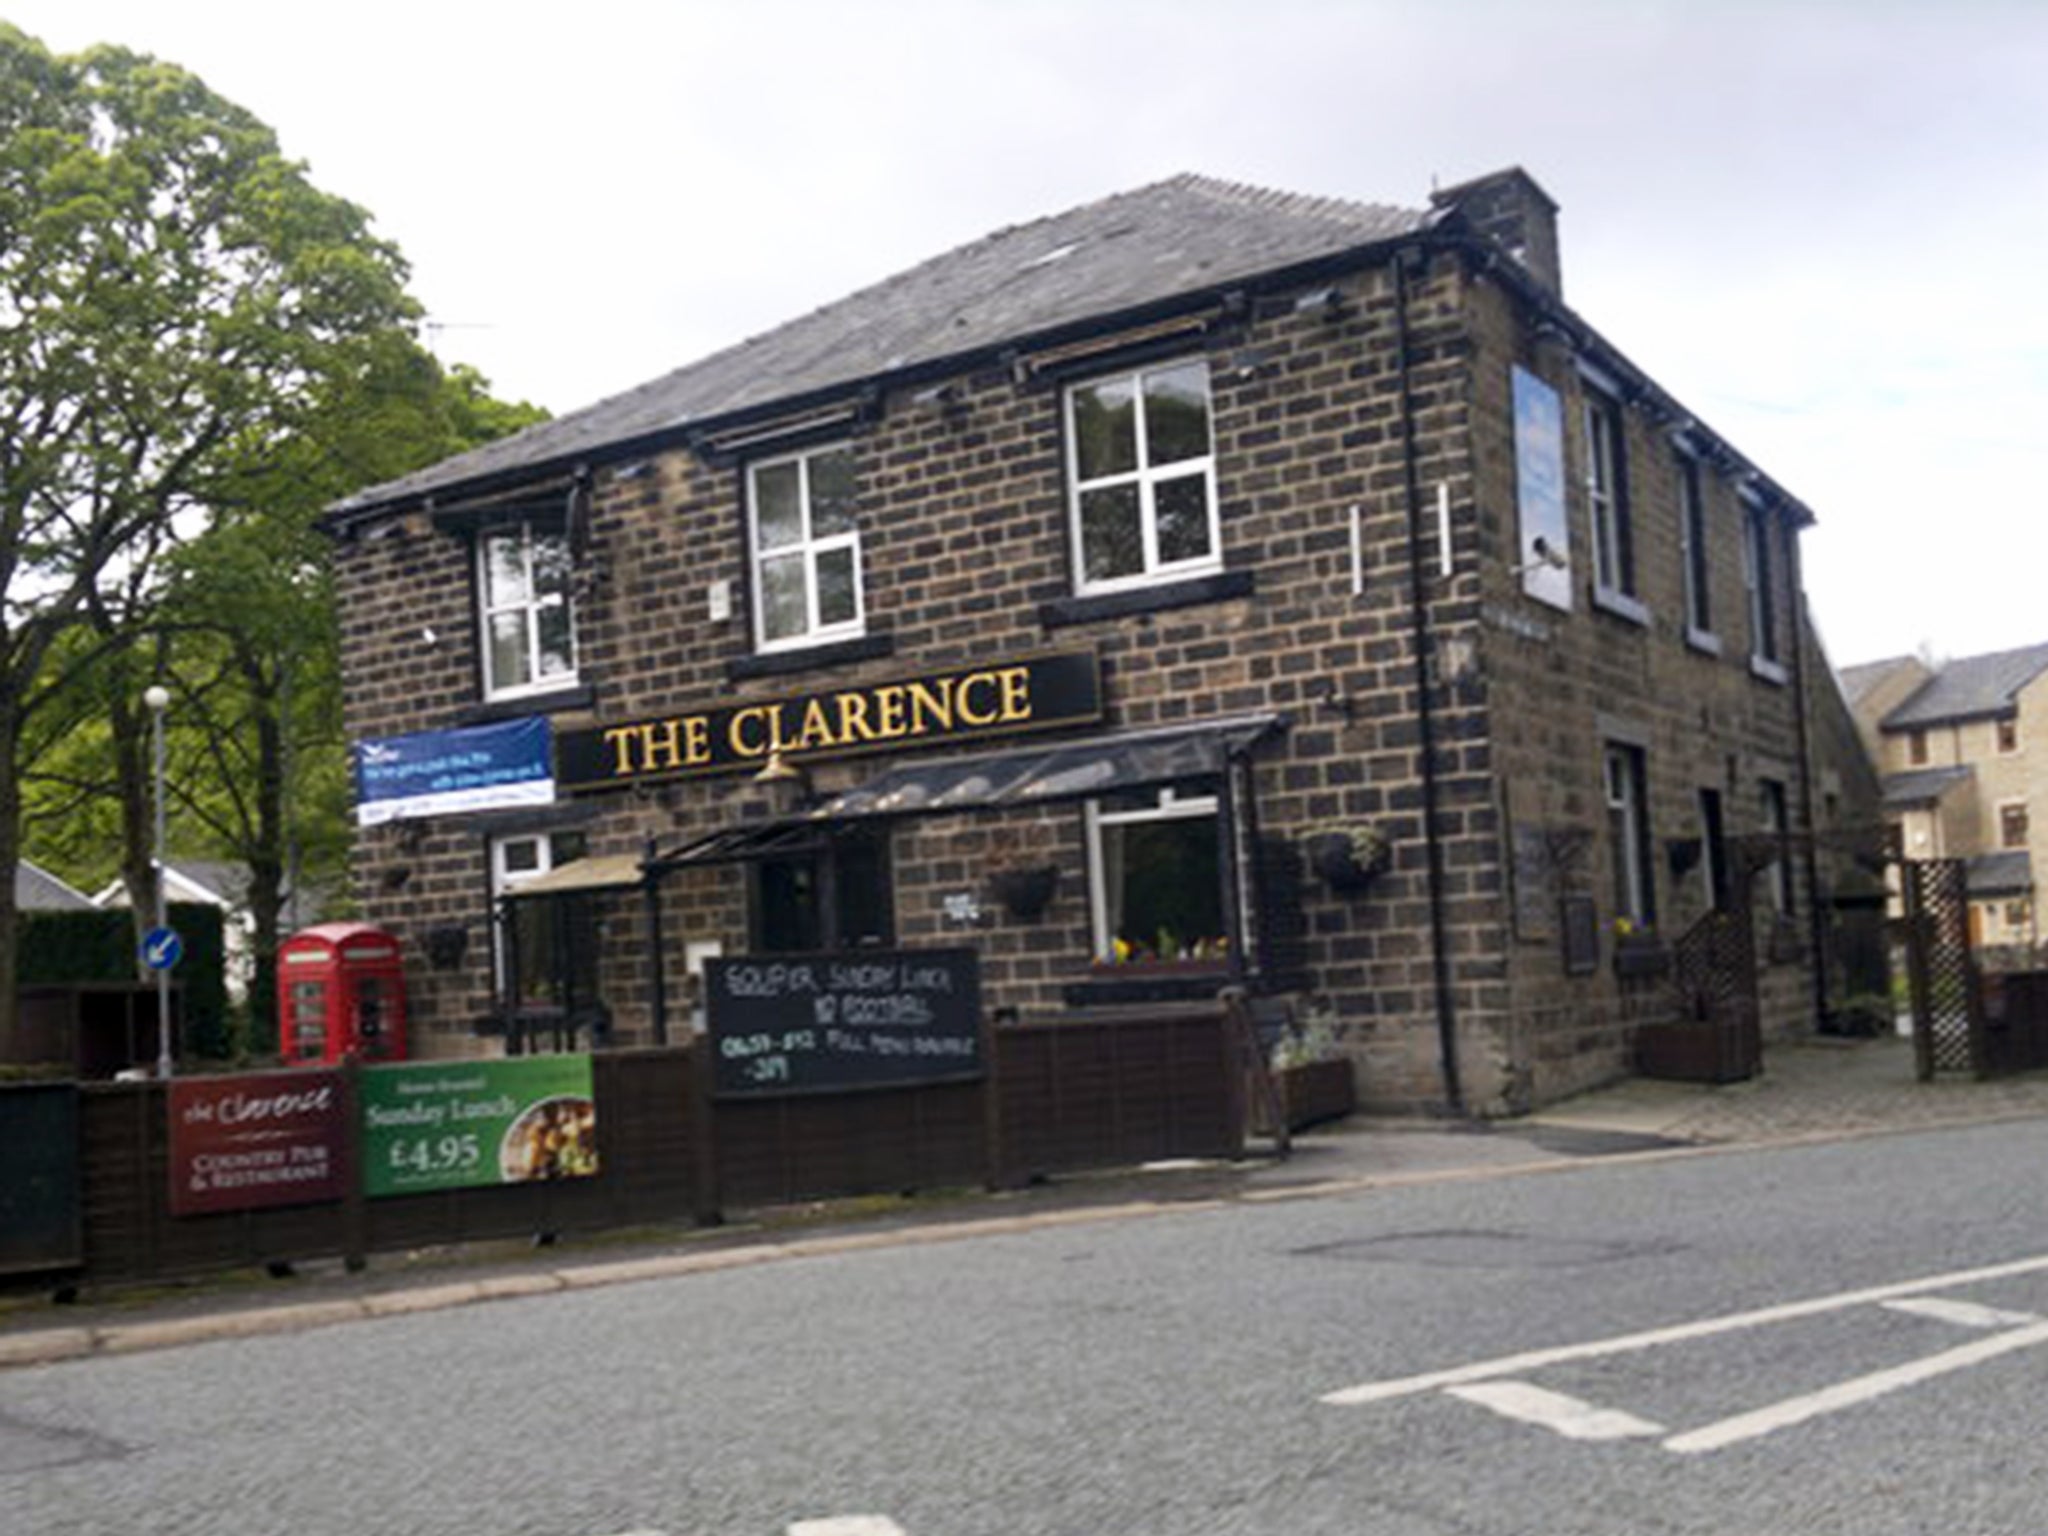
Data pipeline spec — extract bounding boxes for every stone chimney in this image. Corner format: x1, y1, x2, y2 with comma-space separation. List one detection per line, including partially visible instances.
1430, 167, 1562, 298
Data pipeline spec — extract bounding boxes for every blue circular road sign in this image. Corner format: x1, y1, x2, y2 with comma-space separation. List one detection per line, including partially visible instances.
141, 926, 184, 972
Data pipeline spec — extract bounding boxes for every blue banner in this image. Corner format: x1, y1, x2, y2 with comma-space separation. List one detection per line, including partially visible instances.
354, 717, 554, 826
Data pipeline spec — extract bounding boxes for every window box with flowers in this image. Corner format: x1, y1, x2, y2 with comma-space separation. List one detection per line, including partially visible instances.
1611, 916, 1670, 980
1302, 822, 1393, 894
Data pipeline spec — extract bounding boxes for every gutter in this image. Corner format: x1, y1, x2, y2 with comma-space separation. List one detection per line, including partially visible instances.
1786, 529, 1832, 1028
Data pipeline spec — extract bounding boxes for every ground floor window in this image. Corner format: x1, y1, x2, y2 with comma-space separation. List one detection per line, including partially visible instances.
1698, 786, 1730, 912
1759, 777, 1792, 915
752, 827, 893, 952
1087, 781, 1227, 964
492, 829, 596, 1011
1605, 744, 1653, 931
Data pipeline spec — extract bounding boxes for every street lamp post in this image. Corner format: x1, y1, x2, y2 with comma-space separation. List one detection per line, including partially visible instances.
144, 684, 172, 1079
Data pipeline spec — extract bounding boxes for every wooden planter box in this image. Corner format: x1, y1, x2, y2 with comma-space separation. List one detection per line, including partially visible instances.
1613, 940, 1672, 980
1635, 1020, 1757, 1084
1257, 1057, 1357, 1133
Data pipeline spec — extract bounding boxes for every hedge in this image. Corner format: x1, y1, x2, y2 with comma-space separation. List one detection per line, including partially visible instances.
19, 903, 231, 1059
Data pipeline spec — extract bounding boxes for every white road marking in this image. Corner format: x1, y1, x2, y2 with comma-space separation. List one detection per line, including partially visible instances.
1664, 1319, 2048, 1454
1882, 1296, 2043, 1330
1445, 1380, 1664, 1441
789, 1519, 908, 1536
1320, 1249, 2048, 1406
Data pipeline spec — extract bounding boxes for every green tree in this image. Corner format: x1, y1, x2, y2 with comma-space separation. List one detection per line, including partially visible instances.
145, 342, 545, 1051
0, 27, 421, 1054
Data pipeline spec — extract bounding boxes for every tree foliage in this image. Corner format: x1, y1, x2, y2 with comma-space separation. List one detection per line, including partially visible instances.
1, 26, 542, 1060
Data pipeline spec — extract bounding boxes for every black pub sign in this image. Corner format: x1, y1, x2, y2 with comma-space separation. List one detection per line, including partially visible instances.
558, 650, 1103, 792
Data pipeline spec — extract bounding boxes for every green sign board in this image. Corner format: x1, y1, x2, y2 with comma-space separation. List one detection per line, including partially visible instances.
360, 1056, 597, 1198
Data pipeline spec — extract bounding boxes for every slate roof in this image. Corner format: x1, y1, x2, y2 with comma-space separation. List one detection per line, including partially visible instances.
1881, 766, 1974, 808
1882, 643, 2048, 729
16, 861, 95, 912
330, 175, 1433, 520
1837, 656, 1917, 709
1967, 849, 2033, 897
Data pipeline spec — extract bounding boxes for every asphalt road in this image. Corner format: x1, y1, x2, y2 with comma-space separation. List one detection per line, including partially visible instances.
8, 1118, 2048, 1536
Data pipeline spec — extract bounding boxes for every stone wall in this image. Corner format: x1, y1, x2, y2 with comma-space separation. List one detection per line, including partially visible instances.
331, 237, 1834, 1108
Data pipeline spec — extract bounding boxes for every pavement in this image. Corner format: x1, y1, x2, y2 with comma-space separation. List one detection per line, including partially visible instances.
6, 1030, 2046, 1372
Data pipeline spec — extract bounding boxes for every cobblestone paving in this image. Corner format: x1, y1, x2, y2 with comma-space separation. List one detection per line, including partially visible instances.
1544, 1034, 2048, 1146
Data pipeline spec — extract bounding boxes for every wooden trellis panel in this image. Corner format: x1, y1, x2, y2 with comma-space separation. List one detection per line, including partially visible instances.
1902, 858, 1980, 1079
1664, 904, 1762, 1082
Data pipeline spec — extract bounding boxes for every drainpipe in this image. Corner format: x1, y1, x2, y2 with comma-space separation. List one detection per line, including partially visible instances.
1785, 521, 1831, 1028
1394, 245, 1466, 1118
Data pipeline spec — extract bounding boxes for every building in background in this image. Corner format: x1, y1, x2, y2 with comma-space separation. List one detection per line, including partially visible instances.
1844, 644, 2048, 950
91, 858, 328, 1002
17, 861, 96, 913
325, 167, 1877, 1112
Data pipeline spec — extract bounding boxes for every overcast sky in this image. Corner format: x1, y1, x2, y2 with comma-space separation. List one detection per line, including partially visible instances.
10, 0, 2045, 669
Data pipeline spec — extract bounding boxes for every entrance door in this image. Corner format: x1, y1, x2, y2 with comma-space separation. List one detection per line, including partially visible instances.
753, 828, 893, 952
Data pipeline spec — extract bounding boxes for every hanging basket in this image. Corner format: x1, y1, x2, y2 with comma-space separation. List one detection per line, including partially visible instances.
988, 865, 1060, 920
424, 924, 469, 970
1304, 828, 1390, 893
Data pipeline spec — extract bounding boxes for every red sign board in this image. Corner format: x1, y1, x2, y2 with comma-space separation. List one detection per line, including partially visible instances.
168, 1070, 348, 1217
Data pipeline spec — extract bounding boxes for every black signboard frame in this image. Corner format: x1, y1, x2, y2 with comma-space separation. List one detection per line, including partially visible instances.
0, 1083, 82, 1275
558, 650, 1103, 793
705, 948, 985, 1098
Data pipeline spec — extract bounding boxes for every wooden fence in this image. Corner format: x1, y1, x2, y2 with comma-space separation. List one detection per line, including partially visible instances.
9, 1008, 1246, 1293
1979, 971, 2048, 1077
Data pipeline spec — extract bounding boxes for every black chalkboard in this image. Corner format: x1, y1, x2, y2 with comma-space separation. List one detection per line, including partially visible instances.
706, 948, 984, 1097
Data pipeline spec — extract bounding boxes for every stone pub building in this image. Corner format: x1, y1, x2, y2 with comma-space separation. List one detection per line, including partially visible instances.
326, 168, 1870, 1115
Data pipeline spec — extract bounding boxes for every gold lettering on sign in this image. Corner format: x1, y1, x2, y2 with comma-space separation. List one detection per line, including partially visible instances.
729, 706, 771, 759
907, 680, 952, 735
602, 725, 638, 777
868, 685, 902, 739
569, 654, 1092, 789
791, 698, 832, 752
836, 691, 877, 743
644, 716, 710, 771
999, 666, 1030, 722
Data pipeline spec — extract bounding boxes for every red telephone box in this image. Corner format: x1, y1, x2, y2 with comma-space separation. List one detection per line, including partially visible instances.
277, 923, 409, 1065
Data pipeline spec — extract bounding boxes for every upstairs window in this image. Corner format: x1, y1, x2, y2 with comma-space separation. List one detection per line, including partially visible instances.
1908, 729, 1929, 766
1998, 717, 2020, 754
1066, 359, 1219, 593
749, 444, 862, 651
1583, 388, 1635, 602
2000, 801, 2030, 850
1744, 501, 1782, 667
1678, 452, 1713, 639
478, 523, 576, 700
